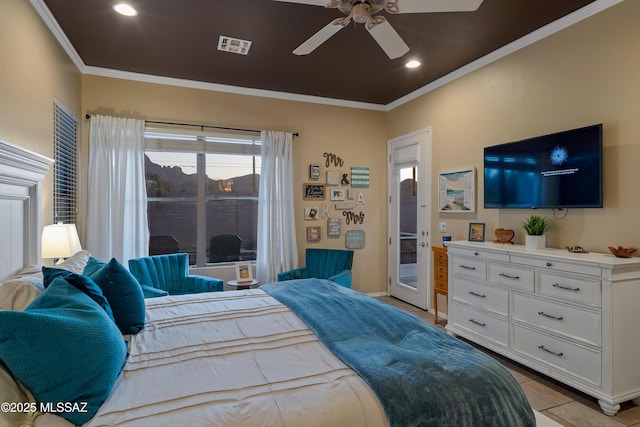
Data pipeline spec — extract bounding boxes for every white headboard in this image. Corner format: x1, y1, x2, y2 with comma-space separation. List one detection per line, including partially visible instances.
0, 140, 53, 282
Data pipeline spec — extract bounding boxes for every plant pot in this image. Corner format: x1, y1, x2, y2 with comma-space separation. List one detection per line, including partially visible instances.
525, 235, 546, 249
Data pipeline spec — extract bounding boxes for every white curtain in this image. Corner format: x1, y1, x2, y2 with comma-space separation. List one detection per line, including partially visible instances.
86, 115, 149, 264
256, 131, 298, 283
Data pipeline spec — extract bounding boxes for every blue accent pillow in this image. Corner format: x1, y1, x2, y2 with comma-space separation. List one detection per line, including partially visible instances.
41, 267, 115, 321
0, 277, 127, 425
82, 256, 105, 277
83, 257, 146, 334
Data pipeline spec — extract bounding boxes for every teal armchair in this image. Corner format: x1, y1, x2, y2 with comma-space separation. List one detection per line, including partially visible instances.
278, 248, 354, 288
128, 253, 223, 297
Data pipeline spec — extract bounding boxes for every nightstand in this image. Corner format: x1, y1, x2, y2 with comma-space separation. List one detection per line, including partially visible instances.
432, 246, 448, 324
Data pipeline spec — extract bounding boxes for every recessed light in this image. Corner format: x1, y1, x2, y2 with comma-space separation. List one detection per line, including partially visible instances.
405, 60, 421, 69
113, 3, 138, 17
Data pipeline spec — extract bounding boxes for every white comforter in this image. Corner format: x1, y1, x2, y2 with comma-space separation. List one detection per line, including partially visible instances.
38, 289, 387, 427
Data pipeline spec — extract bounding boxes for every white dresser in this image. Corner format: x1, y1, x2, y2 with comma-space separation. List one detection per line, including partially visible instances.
445, 241, 640, 415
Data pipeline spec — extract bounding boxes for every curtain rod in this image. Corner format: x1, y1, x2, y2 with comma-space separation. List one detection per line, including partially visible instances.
84, 114, 299, 137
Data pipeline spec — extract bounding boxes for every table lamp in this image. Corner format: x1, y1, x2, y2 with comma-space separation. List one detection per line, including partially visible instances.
41, 222, 82, 264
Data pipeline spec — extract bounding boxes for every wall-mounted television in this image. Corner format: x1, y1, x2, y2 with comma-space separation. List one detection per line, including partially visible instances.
484, 124, 603, 209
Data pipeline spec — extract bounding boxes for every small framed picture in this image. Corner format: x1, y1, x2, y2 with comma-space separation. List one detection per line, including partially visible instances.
307, 226, 321, 242
309, 164, 320, 180
303, 183, 325, 200
327, 218, 341, 238
304, 207, 319, 220
235, 262, 253, 282
330, 188, 345, 201
468, 222, 486, 242
326, 171, 340, 186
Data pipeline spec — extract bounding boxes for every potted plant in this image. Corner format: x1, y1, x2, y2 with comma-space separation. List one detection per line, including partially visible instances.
521, 214, 550, 249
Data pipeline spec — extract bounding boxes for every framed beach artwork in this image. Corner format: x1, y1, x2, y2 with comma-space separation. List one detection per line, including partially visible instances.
468, 222, 486, 242
438, 168, 475, 213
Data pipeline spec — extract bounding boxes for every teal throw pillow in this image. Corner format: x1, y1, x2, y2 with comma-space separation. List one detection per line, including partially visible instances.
0, 277, 127, 425
41, 267, 115, 321
84, 257, 146, 334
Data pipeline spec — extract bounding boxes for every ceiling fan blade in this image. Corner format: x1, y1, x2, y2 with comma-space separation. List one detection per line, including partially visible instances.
366, 18, 409, 59
389, 0, 484, 13
293, 19, 348, 55
274, 0, 330, 6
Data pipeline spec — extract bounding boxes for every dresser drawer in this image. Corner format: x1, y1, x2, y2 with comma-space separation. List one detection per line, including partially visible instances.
434, 280, 448, 293
510, 254, 602, 277
539, 271, 601, 307
449, 246, 509, 262
452, 256, 486, 281
434, 264, 448, 280
451, 302, 509, 347
452, 277, 508, 316
513, 324, 601, 386
487, 261, 534, 292
512, 293, 601, 346
434, 251, 448, 263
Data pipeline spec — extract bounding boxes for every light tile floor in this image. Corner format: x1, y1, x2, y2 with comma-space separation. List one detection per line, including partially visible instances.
376, 295, 640, 427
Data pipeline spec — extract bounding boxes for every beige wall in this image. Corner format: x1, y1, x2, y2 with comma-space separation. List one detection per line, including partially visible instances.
81, 76, 389, 293
0, 0, 81, 225
6, 0, 640, 298
387, 0, 640, 254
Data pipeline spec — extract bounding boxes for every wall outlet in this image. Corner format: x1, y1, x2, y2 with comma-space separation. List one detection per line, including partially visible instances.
439, 222, 446, 233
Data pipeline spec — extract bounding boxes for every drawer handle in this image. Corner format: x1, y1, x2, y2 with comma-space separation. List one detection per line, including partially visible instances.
546, 262, 553, 267
468, 319, 486, 327
468, 291, 486, 298
459, 265, 476, 270
498, 273, 520, 280
538, 345, 564, 358
538, 311, 564, 321
552, 283, 581, 292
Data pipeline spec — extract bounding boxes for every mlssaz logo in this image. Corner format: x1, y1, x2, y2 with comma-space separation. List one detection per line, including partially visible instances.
550, 145, 569, 165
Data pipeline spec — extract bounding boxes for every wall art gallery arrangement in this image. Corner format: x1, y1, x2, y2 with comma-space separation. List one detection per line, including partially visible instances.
303, 152, 368, 249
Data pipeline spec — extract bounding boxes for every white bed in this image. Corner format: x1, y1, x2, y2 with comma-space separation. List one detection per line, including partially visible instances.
0, 141, 559, 427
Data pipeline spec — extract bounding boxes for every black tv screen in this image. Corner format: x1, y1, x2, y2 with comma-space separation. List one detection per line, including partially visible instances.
484, 124, 603, 209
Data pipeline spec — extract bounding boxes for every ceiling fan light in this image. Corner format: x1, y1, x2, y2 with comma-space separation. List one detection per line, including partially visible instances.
113, 3, 138, 17
405, 60, 421, 68
352, 3, 372, 24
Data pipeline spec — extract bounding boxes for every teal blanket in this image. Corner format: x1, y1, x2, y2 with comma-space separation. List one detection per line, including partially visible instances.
261, 279, 535, 427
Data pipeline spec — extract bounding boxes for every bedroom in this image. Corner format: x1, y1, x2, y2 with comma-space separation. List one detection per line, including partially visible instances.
1, 0, 639, 425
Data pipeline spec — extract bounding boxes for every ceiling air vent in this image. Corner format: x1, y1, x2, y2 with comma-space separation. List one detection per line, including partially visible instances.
217, 36, 252, 55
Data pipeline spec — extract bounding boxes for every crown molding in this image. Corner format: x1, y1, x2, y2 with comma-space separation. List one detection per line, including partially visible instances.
29, 0, 85, 72
385, 0, 624, 110
31, 0, 622, 113
82, 66, 387, 111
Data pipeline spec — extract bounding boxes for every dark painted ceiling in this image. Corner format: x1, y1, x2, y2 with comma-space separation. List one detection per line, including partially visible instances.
42, 0, 596, 105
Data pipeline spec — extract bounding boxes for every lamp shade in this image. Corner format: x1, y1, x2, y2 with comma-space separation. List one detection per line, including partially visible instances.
41, 223, 82, 259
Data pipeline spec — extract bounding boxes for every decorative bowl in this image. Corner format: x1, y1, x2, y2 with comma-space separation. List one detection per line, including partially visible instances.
608, 246, 637, 258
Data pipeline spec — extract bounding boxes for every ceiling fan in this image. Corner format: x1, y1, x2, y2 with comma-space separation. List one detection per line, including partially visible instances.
276, 0, 484, 59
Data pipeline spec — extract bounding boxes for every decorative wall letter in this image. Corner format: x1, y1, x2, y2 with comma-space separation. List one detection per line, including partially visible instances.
323, 152, 344, 168
321, 204, 331, 218
343, 211, 365, 225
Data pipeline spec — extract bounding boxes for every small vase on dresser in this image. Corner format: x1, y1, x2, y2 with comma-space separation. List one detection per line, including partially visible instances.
525, 234, 546, 249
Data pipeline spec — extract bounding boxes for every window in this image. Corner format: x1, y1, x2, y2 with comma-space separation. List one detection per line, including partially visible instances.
145, 128, 261, 266
53, 102, 78, 224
